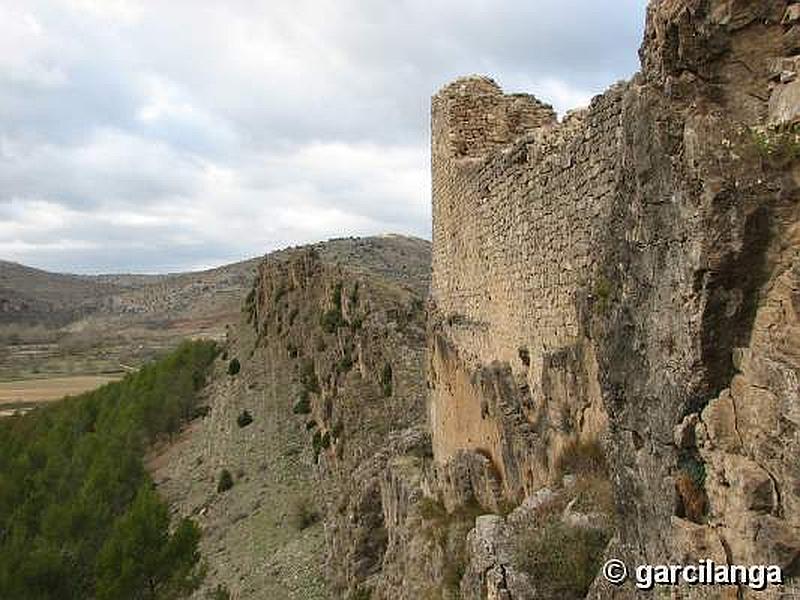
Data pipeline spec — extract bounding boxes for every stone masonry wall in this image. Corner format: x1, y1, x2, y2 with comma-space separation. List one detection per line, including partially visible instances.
430, 75, 621, 496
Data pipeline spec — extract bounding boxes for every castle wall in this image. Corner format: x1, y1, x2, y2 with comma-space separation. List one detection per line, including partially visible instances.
431, 78, 624, 367
429, 76, 624, 493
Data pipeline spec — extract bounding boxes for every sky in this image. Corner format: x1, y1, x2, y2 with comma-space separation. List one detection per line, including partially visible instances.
0, 0, 648, 274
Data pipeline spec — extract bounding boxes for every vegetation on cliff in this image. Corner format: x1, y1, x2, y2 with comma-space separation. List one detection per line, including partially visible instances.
0, 340, 218, 600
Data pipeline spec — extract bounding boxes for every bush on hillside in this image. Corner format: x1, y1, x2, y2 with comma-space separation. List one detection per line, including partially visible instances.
293, 392, 311, 415
380, 363, 393, 397
289, 495, 320, 530
237, 410, 253, 428
513, 521, 609, 597
227, 358, 241, 376
555, 437, 607, 477
217, 469, 234, 493
207, 584, 232, 600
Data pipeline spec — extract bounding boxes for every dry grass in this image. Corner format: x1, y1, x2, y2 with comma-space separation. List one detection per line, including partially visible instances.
675, 472, 707, 523
509, 439, 615, 598
0, 375, 121, 406
572, 474, 615, 515
555, 437, 608, 477
513, 520, 609, 598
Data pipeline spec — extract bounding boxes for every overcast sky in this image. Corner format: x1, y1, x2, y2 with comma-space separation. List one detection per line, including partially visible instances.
1, 0, 648, 274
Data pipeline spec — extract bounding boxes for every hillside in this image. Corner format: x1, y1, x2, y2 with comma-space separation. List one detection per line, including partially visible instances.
148, 232, 619, 599
150, 235, 434, 598
0, 257, 259, 329
4, 0, 799, 597
0, 260, 127, 327
0, 256, 254, 380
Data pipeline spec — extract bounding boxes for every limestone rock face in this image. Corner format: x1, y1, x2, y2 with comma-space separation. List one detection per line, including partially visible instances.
248, 248, 446, 599
460, 514, 537, 600
430, 0, 800, 596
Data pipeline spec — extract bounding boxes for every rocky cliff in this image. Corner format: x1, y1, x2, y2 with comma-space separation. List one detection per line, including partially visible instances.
150, 236, 476, 599
429, 0, 799, 597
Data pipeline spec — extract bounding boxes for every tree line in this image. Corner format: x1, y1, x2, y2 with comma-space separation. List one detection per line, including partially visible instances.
0, 340, 219, 599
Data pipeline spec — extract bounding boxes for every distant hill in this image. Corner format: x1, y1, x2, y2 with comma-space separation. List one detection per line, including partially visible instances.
0, 257, 259, 327
0, 235, 431, 380
0, 260, 124, 327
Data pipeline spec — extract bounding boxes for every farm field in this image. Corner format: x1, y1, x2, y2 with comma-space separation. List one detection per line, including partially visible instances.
0, 375, 122, 417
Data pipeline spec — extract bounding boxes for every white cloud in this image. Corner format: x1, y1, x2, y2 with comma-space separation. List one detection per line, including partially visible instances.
63, 0, 144, 24
0, 0, 647, 273
0, 7, 66, 87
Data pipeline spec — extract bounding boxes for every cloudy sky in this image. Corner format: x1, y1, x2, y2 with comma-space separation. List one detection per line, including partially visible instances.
1, 0, 647, 274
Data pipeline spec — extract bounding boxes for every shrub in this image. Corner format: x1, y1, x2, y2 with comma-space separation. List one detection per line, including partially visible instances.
348, 282, 360, 307
749, 122, 800, 167
289, 495, 320, 530
312, 430, 331, 460
418, 497, 447, 521
571, 474, 615, 516
593, 274, 613, 314
320, 309, 344, 333
518, 347, 531, 367
556, 438, 608, 477
273, 285, 287, 304
300, 360, 320, 394
442, 556, 467, 595
244, 286, 257, 323
217, 469, 234, 493
380, 363, 393, 397
207, 584, 231, 600
337, 352, 354, 374
513, 521, 609, 597
320, 282, 345, 333
350, 587, 372, 600
675, 471, 707, 523
192, 405, 211, 420
293, 392, 311, 415
678, 453, 706, 487
415, 497, 479, 593
227, 358, 241, 376
236, 410, 253, 428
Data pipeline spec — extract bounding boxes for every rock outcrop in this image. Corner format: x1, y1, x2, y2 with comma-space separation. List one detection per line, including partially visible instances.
151, 237, 447, 599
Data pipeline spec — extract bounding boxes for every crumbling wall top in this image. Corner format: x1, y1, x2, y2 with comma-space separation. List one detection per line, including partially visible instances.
432, 74, 558, 160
